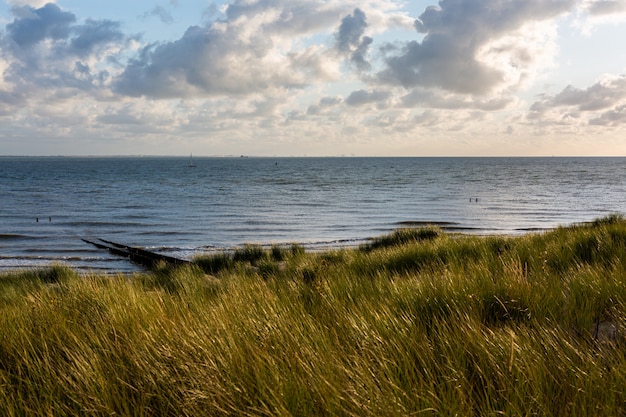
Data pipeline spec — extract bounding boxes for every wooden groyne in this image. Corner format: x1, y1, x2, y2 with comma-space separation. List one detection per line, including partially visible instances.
82, 238, 190, 269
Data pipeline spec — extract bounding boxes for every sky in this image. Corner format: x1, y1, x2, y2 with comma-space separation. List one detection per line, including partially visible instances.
0, 0, 626, 156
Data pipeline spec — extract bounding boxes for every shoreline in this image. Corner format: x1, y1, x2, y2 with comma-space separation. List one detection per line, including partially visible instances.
0, 223, 556, 275
0, 216, 613, 275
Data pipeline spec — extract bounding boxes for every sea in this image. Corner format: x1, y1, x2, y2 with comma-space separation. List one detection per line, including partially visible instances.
1, 156, 625, 274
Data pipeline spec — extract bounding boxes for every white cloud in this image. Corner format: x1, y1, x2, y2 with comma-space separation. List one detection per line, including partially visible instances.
475, 20, 559, 93
377, 0, 574, 95
113, 1, 338, 97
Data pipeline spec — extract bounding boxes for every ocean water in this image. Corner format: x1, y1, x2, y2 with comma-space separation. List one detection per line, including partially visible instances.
1, 156, 625, 273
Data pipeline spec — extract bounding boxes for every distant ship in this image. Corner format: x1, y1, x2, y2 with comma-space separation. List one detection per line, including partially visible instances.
189, 154, 197, 168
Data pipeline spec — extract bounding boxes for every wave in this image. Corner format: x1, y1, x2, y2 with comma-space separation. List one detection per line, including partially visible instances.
135, 230, 202, 237
0, 233, 33, 240
396, 221, 460, 227
64, 221, 152, 228
0, 254, 143, 274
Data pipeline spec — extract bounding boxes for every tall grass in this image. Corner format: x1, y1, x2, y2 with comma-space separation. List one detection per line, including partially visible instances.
1, 216, 625, 415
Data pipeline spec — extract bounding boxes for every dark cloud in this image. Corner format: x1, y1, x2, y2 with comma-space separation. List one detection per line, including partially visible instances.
412, 0, 574, 38
378, 0, 575, 95
307, 97, 342, 115
350, 36, 373, 70
379, 35, 502, 94
70, 20, 125, 56
113, 25, 223, 97
74, 61, 90, 75
0, 90, 26, 108
6, 3, 76, 47
345, 89, 390, 106
335, 8, 372, 70
590, 105, 626, 126
336, 8, 367, 52
3, 3, 126, 58
532, 76, 626, 112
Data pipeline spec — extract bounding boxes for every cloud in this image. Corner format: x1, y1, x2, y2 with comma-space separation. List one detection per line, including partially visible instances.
6, 0, 50, 8
113, 0, 360, 98
573, 1, 626, 35
0, 0, 413, 103
400, 88, 514, 111
589, 105, 626, 125
377, 0, 574, 95
3, 0, 626, 156
529, 74, 626, 126
110, 0, 415, 99
336, 8, 367, 52
307, 96, 342, 115
113, 24, 268, 97
335, 8, 372, 70
582, 0, 626, 16
0, 3, 130, 106
2, 3, 127, 59
0, 0, 412, 105
345, 89, 390, 106
70, 19, 125, 56
96, 107, 143, 125
532, 75, 626, 111
6, 3, 75, 47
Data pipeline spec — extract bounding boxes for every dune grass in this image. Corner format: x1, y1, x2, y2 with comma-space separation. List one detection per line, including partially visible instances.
1, 216, 626, 415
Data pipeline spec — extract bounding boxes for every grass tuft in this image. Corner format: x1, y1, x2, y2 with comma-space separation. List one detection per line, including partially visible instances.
35, 263, 77, 284
233, 244, 267, 264
361, 226, 441, 251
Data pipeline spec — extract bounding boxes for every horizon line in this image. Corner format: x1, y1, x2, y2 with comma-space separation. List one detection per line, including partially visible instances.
1, 154, 625, 159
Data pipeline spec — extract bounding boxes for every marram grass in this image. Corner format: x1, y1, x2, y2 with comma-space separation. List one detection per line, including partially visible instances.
1, 216, 626, 416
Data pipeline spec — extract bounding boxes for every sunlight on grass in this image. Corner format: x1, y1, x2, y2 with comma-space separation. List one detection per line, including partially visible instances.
1, 215, 625, 415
